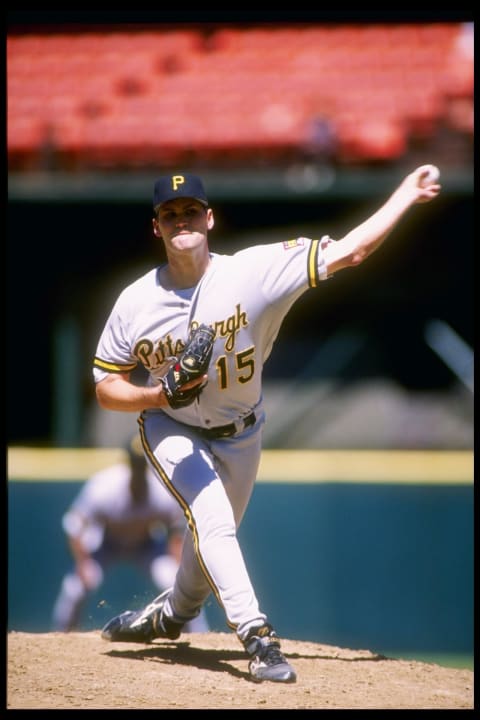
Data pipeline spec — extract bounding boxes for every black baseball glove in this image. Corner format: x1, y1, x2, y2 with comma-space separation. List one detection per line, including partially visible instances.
161, 324, 215, 409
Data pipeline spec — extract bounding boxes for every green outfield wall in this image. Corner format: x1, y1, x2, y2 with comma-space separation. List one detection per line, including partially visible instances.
8, 448, 473, 668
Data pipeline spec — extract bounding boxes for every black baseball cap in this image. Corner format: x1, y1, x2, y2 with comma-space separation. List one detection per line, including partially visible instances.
153, 173, 208, 210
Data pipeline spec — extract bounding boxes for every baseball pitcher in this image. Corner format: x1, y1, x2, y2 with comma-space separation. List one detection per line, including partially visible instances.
94, 167, 441, 683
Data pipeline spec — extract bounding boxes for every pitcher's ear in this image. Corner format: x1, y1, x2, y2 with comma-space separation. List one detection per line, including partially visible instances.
152, 218, 162, 237
207, 209, 215, 230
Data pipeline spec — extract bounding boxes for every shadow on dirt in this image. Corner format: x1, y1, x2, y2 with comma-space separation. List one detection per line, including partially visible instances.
104, 639, 390, 681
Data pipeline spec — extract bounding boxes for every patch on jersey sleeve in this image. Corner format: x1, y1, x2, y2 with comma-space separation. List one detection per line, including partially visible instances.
283, 238, 305, 250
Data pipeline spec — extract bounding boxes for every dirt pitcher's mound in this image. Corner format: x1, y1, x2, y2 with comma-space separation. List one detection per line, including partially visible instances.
7, 631, 473, 710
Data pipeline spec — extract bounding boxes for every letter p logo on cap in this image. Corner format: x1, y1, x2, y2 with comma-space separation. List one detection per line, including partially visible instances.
172, 175, 185, 191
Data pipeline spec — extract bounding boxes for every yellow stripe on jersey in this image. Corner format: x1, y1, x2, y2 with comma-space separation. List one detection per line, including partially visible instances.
308, 239, 320, 288
93, 357, 137, 373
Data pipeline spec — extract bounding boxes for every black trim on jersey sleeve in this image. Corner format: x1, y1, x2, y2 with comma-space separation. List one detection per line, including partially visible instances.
93, 357, 138, 373
307, 239, 320, 288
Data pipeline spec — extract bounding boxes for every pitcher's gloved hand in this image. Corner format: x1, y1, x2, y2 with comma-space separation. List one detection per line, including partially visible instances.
161, 324, 215, 409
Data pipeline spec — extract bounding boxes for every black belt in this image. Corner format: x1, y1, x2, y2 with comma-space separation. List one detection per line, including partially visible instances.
197, 412, 256, 440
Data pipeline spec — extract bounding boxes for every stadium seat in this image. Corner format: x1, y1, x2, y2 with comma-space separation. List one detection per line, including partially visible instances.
7, 23, 472, 170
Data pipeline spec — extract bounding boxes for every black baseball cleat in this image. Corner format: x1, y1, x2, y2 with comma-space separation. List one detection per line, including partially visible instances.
101, 588, 183, 643
243, 624, 297, 683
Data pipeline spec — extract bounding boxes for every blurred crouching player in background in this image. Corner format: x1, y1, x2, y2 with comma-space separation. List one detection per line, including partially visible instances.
52, 434, 209, 633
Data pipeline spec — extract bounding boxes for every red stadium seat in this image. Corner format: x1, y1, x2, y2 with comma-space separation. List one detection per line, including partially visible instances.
7, 23, 472, 170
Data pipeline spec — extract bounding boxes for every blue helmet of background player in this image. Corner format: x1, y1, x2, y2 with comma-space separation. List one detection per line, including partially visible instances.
125, 434, 148, 504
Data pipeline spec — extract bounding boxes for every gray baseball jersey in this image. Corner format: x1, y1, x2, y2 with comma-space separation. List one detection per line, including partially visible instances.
61, 463, 184, 551
93, 238, 330, 425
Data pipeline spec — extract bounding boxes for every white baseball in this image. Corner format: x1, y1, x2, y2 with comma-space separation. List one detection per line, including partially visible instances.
419, 164, 440, 187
